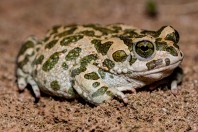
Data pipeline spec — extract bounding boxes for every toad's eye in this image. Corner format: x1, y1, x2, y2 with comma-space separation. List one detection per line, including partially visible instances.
134, 40, 155, 60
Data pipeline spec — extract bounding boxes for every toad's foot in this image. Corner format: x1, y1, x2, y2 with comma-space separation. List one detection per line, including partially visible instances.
17, 68, 41, 98
170, 67, 184, 95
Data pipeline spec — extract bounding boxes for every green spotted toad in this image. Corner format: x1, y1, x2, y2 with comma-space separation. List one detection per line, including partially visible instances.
16, 24, 184, 105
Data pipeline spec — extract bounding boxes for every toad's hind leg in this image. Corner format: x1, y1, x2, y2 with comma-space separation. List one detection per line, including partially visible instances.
16, 68, 28, 91
17, 69, 40, 98
72, 64, 128, 105
26, 76, 40, 98
16, 36, 41, 98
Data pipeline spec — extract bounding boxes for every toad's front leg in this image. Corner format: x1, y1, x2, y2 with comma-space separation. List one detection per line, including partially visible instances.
170, 67, 184, 95
72, 64, 128, 105
148, 67, 184, 95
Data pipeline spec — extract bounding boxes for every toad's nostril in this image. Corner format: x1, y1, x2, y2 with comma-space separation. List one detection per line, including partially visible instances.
180, 52, 183, 57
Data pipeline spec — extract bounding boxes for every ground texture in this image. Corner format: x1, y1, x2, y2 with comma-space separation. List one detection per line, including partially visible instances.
0, 0, 198, 131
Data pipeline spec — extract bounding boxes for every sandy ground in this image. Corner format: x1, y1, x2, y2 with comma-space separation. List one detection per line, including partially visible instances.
0, 0, 198, 131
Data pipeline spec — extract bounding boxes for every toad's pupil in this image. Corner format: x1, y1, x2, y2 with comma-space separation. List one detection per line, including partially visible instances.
140, 45, 149, 51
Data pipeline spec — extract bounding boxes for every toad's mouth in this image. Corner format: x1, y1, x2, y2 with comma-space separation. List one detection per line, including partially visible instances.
133, 61, 182, 76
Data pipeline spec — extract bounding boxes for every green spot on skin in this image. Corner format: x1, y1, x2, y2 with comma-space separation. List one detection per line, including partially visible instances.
92, 82, 100, 88
71, 66, 87, 77
91, 39, 101, 45
103, 59, 115, 70
50, 25, 61, 35
109, 75, 114, 79
60, 35, 83, 46
93, 62, 99, 66
146, 59, 163, 70
61, 49, 68, 53
36, 48, 40, 52
34, 55, 44, 65
117, 35, 133, 51
50, 80, 60, 91
45, 39, 58, 49
68, 87, 76, 96
165, 31, 179, 43
156, 41, 168, 51
98, 69, 105, 79
123, 29, 139, 38
111, 25, 122, 32
173, 43, 179, 49
43, 37, 50, 42
156, 26, 167, 37
92, 86, 108, 98
79, 30, 95, 36
84, 72, 100, 80
106, 91, 114, 97
112, 50, 128, 62
155, 59, 163, 65
18, 40, 34, 56
62, 62, 68, 70
129, 55, 137, 65
84, 24, 115, 35
141, 30, 157, 37
18, 55, 29, 68
34, 69, 37, 76
65, 47, 81, 61
165, 58, 170, 66
42, 52, 60, 72
55, 26, 77, 38
146, 61, 156, 70
156, 38, 162, 41
80, 54, 97, 67
91, 39, 113, 55
91, 39, 102, 52
166, 46, 178, 56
